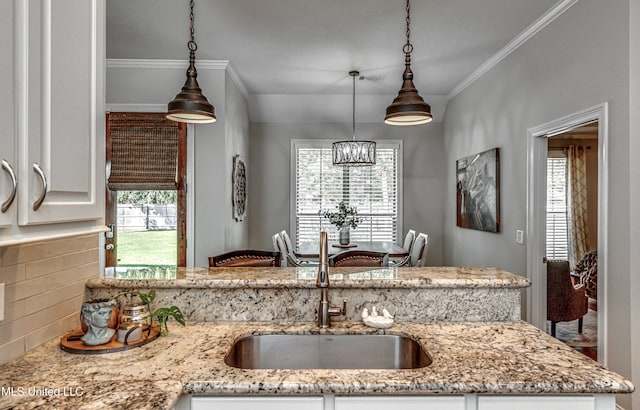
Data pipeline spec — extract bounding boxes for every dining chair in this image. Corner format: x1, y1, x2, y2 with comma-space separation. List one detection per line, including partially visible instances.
396, 233, 428, 267
329, 250, 389, 267
272, 233, 280, 253
391, 229, 416, 266
280, 230, 294, 254
209, 250, 282, 267
403, 229, 416, 254
272, 234, 290, 266
277, 230, 318, 267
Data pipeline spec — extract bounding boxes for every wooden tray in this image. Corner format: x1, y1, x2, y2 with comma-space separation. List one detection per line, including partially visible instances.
332, 243, 357, 248
60, 325, 160, 354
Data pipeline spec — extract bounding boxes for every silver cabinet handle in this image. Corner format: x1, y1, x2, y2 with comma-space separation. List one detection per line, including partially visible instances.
33, 162, 47, 211
1, 159, 17, 213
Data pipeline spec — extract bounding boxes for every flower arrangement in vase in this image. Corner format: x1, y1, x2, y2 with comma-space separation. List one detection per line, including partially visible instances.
323, 201, 361, 245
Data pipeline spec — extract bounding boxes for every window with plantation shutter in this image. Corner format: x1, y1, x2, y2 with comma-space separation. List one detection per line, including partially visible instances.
292, 140, 402, 246
546, 153, 568, 260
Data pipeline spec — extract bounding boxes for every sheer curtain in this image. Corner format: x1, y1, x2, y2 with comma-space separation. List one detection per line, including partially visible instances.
566, 145, 590, 266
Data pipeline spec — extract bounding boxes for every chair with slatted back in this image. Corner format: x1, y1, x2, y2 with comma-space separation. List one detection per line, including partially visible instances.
208, 250, 282, 267
329, 250, 389, 267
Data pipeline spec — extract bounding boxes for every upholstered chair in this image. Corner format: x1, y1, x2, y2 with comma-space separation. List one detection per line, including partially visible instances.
329, 250, 389, 267
391, 229, 417, 266
278, 230, 318, 267
396, 232, 428, 267
546, 259, 588, 337
209, 250, 281, 267
403, 229, 416, 254
574, 250, 597, 300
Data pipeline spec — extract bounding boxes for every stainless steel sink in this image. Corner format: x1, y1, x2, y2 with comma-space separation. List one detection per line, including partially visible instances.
224, 334, 432, 369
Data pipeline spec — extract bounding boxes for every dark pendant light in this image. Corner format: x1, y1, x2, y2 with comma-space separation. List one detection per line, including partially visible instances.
333, 71, 376, 166
167, 0, 216, 124
385, 0, 432, 126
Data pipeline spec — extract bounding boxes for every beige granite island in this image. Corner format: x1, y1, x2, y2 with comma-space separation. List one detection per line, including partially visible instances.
87, 266, 530, 323
0, 267, 634, 409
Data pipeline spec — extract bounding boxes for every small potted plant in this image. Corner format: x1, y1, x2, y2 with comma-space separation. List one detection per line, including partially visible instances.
323, 201, 361, 245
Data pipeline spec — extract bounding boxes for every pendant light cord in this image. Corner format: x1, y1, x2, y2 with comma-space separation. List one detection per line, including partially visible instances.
352, 73, 356, 140
403, 0, 413, 56
188, 0, 197, 57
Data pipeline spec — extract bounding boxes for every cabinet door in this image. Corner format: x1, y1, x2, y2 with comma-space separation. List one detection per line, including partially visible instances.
0, 0, 17, 228
478, 395, 596, 410
191, 396, 324, 410
335, 396, 466, 410
16, 0, 104, 226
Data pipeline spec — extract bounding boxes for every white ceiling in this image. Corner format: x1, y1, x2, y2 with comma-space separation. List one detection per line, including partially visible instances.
106, 0, 561, 123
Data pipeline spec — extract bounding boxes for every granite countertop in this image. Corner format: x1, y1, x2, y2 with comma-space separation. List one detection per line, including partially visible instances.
0, 321, 633, 410
88, 266, 531, 289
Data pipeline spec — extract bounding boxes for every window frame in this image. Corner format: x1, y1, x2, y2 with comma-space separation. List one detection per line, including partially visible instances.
105, 112, 187, 268
290, 139, 403, 248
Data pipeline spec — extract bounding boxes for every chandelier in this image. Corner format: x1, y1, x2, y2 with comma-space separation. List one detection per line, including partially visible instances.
332, 71, 376, 166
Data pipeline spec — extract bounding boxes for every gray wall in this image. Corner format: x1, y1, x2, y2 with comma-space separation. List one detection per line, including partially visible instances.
442, 0, 633, 407
248, 122, 445, 266
224, 73, 250, 251
106, 64, 250, 266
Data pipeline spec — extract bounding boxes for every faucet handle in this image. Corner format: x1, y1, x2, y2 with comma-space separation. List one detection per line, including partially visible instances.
338, 298, 349, 316
339, 298, 348, 315
328, 297, 348, 318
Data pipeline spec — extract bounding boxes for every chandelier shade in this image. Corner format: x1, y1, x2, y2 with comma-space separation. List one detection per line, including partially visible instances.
332, 71, 376, 166
332, 140, 377, 166
385, 0, 432, 126
167, 0, 216, 124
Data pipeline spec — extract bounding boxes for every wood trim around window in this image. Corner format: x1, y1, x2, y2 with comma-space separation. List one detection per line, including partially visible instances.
105, 112, 187, 267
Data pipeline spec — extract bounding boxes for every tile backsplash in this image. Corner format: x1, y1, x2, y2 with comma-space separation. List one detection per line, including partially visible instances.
0, 234, 99, 364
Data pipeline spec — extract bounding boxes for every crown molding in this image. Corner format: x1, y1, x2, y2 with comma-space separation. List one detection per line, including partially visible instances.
106, 58, 228, 70
224, 62, 250, 98
448, 0, 579, 100
105, 59, 249, 97
105, 103, 167, 112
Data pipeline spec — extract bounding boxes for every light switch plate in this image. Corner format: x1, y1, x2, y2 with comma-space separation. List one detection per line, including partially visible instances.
515, 230, 525, 245
0, 283, 4, 321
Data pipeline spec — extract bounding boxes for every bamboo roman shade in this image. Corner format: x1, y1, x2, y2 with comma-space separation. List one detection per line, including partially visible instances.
107, 112, 179, 191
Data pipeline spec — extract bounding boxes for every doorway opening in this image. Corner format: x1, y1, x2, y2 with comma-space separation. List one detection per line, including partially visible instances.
105, 112, 187, 271
526, 103, 608, 366
545, 123, 599, 361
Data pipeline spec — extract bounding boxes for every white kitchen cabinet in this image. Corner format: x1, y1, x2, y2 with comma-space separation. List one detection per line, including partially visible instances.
334, 395, 466, 410
191, 396, 324, 410
0, 0, 105, 245
0, 0, 17, 229
477, 394, 615, 410
187, 394, 616, 410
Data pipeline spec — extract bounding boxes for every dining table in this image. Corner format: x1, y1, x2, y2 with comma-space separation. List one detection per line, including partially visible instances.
296, 241, 409, 259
